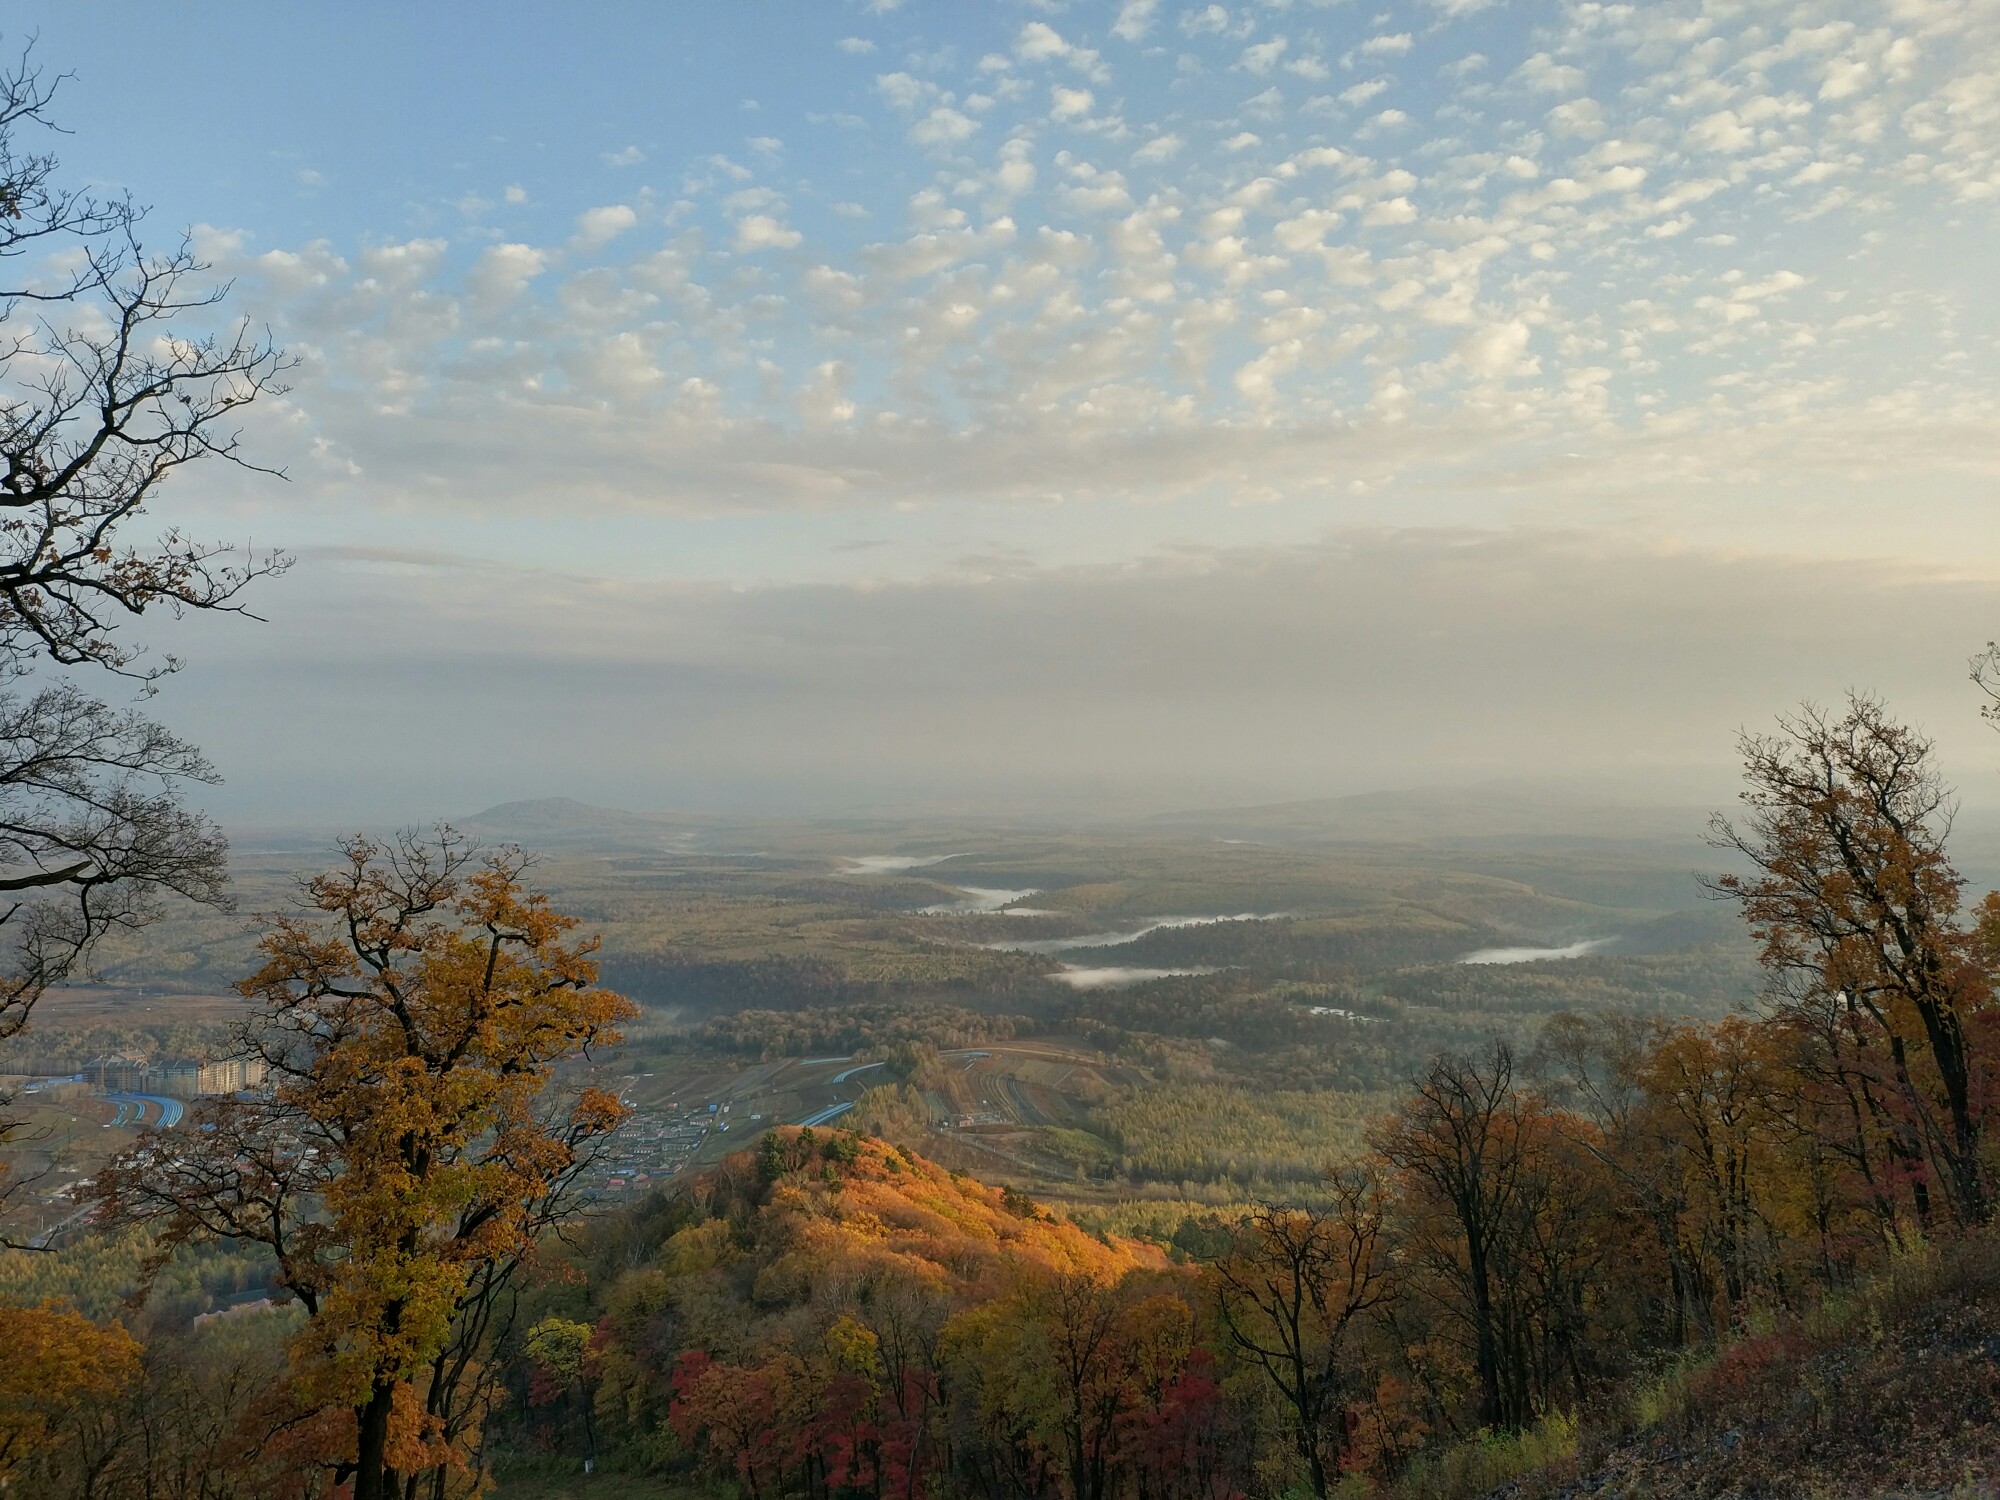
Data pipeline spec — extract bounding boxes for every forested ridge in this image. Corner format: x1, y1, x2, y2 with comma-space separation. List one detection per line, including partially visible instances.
0, 16, 1993, 1499
3, 701, 2000, 1498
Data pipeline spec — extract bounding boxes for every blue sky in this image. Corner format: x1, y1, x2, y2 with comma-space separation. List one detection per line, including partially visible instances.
18, 1, 2000, 817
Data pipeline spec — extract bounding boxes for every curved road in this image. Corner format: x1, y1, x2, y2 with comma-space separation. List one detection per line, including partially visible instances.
796, 1101, 855, 1127
103, 1093, 185, 1129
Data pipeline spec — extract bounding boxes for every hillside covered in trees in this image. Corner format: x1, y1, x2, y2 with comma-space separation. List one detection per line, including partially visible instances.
3, 698, 2000, 1499
3, 7, 1999, 1499
3, 673, 2000, 1500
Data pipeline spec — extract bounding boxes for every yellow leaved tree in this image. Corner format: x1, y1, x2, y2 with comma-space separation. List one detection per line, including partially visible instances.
97, 831, 635, 1500
0, 1301, 140, 1485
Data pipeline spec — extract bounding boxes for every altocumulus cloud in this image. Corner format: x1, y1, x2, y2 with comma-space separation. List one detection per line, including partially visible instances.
78, 0, 2000, 822
151, 0, 2000, 574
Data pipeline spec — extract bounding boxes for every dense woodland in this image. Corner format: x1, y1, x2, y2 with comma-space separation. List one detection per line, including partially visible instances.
0, 56, 1996, 1500
2, 697, 2000, 1500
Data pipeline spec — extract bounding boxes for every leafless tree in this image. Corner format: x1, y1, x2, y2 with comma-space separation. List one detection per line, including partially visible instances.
1373, 1042, 1542, 1431
0, 44, 287, 1053
1213, 1168, 1393, 1498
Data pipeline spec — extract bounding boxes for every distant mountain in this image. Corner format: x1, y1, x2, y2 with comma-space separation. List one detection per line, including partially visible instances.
1144, 779, 1724, 847
461, 797, 685, 849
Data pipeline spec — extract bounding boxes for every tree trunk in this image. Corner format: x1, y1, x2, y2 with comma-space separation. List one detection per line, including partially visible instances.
1468, 1242, 1503, 1430
353, 1381, 396, 1500
1912, 999, 1985, 1222
1303, 1436, 1330, 1500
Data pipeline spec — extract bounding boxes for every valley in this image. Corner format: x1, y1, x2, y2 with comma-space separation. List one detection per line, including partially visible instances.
1, 787, 1759, 1242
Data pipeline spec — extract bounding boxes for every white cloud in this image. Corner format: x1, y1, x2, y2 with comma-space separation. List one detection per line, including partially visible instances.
1181, 5, 1231, 37
1241, 86, 1284, 120
1050, 86, 1095, 122
1241, 38, 1289, 74
1059, 167, 1134, 213
993, 139, 1038, 196
187, 0, 2000, 690
735, 214, 804, 251
1014, 21, 1108, 80
797, 360, 857, 425
1516, 52, 1585, 94
875, 72, 937, 112
1457, 319, 1537, 379
1732, 270, 1808, 301
466, 242, 549, 303
1547, 98, 1607, 138
1360, 33, 1414, 57
910, 106, 980, 148
575, 204, 638, 246
1274, 208, 1343, 250
1687, 109, 1756, 153
1235, 337, 1304, 402
1363, 195, 1418, 225
570, 330, 665, 402
602, 145, 645, 167
837, 37, 876, 54
1017, 22, 1069, 62
1294, 146, 1361, 171
1820, 56, 1872, 100
1112, 0, 1158, 41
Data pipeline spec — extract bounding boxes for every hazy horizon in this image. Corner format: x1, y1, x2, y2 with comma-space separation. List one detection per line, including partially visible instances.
8, 11, 2000, 1494
22, 2, 2000, 825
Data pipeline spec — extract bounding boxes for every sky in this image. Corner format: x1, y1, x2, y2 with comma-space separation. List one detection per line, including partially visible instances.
15, 0, 2000, 821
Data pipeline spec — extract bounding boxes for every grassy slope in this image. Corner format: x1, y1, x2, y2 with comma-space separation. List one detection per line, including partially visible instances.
1422, 1242, 2000, 1500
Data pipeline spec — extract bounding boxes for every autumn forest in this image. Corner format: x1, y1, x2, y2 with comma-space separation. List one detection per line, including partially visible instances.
6, 16, 2000, 1500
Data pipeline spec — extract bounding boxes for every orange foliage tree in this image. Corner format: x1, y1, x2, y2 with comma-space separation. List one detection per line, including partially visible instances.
1632, 1017, 1792, 1318
629, 1127, 1240, 1500
1709, 695, 1996, 1226
944, 1271, 1224, 1500
0, 1301, 140, 1483
96, 831, 635, 1500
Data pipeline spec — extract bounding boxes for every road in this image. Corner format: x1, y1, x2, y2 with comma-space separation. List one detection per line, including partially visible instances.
795, 1101, 856, 1127
102, 1093, 185, 1129
999, 1075, 1060, 1128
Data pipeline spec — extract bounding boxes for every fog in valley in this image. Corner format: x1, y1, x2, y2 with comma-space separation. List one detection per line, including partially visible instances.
6, 6, 2000, 1499
154, 529, 2000, 825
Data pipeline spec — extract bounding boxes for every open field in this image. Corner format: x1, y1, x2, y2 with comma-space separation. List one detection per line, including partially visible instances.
66, 793, 1748, 999
5, 792, 1763, 1219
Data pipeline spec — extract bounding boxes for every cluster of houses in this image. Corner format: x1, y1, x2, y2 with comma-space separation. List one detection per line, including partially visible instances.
585, 1102, 726, 1197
